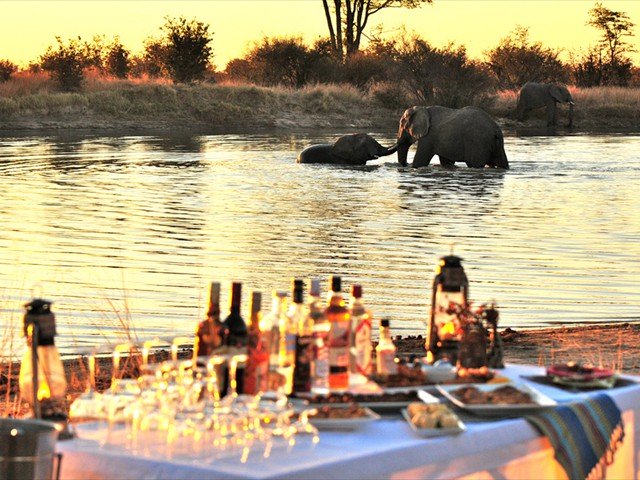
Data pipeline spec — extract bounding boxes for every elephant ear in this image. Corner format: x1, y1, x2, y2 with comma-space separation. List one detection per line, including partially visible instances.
549, 85, 564, 103
332, 133, 360, 160
400, 107, 430, 141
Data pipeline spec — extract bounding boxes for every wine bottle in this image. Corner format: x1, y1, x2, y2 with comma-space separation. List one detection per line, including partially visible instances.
244, 291, 269, 394
376, 318, 397, 377
326, 275, 351, 391
194, 282, 223, 359
292, 279, 313, 393
222, 282, 247, 393
309, 279, 330, 393
349, 284, 372, 378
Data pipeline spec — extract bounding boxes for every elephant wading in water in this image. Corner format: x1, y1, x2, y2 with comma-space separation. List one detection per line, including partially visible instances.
396, 106, 509, 169
297, 133, 397, 165
517, 82, 574, 127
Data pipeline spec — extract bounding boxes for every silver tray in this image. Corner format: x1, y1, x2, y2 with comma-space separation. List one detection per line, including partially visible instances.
401, 408, 466, 437
309, 407, 381, 431
436, 383, 557, 417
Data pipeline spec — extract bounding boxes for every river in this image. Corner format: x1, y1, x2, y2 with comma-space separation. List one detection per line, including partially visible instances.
1, 131, 638, 355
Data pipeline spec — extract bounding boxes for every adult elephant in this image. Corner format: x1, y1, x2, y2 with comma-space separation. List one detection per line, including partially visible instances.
297, 133, 397, 165
516, 82, 574, 127
396, 106, 509, 169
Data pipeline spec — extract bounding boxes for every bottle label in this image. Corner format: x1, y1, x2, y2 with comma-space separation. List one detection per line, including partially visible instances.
313, 330, 329, 384
354, 319, 372, 375
293, 335, 314, 392
285, 332, 297, 365
377, 349, 398, 376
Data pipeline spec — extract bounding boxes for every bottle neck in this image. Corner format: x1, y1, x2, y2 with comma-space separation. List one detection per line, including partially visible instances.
327, 290, 344, 307
379, 326, 392, 342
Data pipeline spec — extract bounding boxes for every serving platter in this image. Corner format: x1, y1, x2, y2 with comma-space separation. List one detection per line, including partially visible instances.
308, 407, 380, 431
436, 383, 557, 417
401, 408, 466, 438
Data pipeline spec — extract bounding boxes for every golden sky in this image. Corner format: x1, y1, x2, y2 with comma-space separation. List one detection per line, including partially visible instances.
2, 1, 639, 68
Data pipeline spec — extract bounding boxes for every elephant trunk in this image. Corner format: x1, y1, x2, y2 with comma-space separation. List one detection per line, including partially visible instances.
382, 142, 399, 156
397, 142, 410, 166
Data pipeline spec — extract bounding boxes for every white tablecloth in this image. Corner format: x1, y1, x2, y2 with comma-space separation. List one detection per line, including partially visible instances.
57, 364, 640, 480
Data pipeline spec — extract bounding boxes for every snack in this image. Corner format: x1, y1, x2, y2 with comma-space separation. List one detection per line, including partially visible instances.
302, 391, 420, 405
371, 363, 429, 387
450, 385, 535, 405
310, 404, 368, 419
405, 402, 461, 429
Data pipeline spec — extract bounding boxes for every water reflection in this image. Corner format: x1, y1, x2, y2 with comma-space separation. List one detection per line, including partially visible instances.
0, 133, 638, 353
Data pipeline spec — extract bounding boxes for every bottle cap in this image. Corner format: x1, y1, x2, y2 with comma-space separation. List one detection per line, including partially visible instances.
250, 291, 262, 313
380, 318, 390, 327
292, 278, 304, 303
351, 284, 362, 298
329, 275, 341, 292
273, 290, 288, 298
209, 282, 221, 303
230, 282, 242, 307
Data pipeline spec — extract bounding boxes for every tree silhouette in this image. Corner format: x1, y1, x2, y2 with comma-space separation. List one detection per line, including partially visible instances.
321, 0, 432, 59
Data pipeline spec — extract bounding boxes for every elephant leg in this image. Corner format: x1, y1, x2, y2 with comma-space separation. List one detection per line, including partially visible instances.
439, 157, 456, 169
412, 139, 434, 168
546, 102, 557, 126
397, 142, 411, 166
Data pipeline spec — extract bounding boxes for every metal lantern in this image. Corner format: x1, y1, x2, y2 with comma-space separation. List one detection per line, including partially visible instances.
427, 255, 469, 364
19, 299, 68, 423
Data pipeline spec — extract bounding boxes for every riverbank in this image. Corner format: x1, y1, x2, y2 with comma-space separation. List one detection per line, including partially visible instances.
2, 322, 638, 417
2, 80, 640, 134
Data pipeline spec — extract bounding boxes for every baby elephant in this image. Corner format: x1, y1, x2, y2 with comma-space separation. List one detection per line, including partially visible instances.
517, 82, 574, 127
297, 133, 398, 165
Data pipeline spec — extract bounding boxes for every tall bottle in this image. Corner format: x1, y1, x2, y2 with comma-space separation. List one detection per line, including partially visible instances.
326, 275, 351, 391
292, 280, 313, 393
283, 279, 304, 369
194, 282, 224, 359
309, 279, 330, 393
376, 318, 397, 377
222, 282, 247, 393
244, 291, 269, 395
349, 284, 373, 379
263, 290, 288, 392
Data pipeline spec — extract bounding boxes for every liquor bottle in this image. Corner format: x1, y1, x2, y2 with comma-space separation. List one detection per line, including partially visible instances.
222, 282, 247, 393
194, 282, 224, 359
284, 279, 304, 366
292, 280, 313, 393
309, 279, 330, 393
326, 275, 351, 390
349, 284, 372, 378
262, 290, 288, 392
376, 318, 398, 377
244, 291, 269, 395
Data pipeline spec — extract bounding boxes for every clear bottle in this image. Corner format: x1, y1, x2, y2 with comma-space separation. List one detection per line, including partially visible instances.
326, 275, 351, 391
194, 282, 224, 359
349, 284, 373, 379
245, 291, 269, 395
293, 280, 314, 393
376, 318, 397, 377
309, 279, 330, 393
262, 290, 288, 392
283, 279, 305, 369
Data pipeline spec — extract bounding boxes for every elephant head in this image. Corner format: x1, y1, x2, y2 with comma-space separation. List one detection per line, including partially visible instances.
397, 107, 430, 166
297, 133, 397, 165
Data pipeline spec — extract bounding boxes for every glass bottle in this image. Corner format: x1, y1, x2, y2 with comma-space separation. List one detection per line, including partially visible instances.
244, 291, 269, 395
194, 281, 224, 359
376, 318, 397, 377
309, 279, 330, 393
222, 282, 247, 393
283, 279, 305, 368
293, 280, 314, 393
262, 290, 288, 392
349, 284, 372, 379
326, 275, 351, 391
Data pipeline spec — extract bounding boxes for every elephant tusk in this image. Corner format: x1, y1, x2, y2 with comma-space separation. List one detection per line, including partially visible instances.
569, 101, 575, 105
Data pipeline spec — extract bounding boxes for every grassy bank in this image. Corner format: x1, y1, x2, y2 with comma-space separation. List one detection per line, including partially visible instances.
2, 73, 640, 133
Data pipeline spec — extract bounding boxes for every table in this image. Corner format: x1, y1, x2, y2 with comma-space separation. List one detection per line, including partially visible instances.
57, 364, 640, 479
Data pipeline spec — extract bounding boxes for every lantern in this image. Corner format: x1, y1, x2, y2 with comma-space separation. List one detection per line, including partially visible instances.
426, 254, 469, 364
19, 299, 68, 424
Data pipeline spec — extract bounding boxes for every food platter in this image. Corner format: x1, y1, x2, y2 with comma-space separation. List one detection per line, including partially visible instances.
308, 406, 381, 431
436, 383, 557, 417
401, 408, 466, 437
300, 391, 422, 411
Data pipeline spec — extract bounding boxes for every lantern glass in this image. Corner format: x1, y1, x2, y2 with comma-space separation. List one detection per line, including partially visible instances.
433, 287, 465, 341
19, 344, 67, 402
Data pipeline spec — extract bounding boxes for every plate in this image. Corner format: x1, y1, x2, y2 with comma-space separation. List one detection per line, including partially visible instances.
401, 409, 466, 437
436, 383, 557, 417
308, 407, 381, 431
547, 363, 615, 382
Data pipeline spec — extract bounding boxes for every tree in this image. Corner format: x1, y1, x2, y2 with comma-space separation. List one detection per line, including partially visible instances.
0, 60, 17, 82
161, 16, 214, 83
105, 38, 131, 79
587, 2, 635, 66
40, 37, 90, 91
321, 0, 432, 59
485, 26, 567, 90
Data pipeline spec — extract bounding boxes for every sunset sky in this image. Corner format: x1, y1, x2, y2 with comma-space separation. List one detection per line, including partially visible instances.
2, 1, 639, 68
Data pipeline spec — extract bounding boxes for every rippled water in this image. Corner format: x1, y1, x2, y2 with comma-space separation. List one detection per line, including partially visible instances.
1, 131, 639, 354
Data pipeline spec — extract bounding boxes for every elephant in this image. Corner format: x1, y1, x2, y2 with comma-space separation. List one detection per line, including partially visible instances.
396, 106, 509, 169
297, 133, 397, 165
516, 82, 574, 127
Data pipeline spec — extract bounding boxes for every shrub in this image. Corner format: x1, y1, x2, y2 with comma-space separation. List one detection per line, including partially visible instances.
0, 60, 18, 82
39, 37, 90, 91
570, 47, 634, 87
130, 39, 169, 78
105, 39, 130, 79
485, 26, 568, 90
162, 16, 214, 83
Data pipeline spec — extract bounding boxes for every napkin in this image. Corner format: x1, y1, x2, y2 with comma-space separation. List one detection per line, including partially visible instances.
527, 393, 624, 480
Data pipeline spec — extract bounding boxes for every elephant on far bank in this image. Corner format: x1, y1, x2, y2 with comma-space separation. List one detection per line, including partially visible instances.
516, 82, 574, 127
297, 133, 397, 165
396, 106, 509, 169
